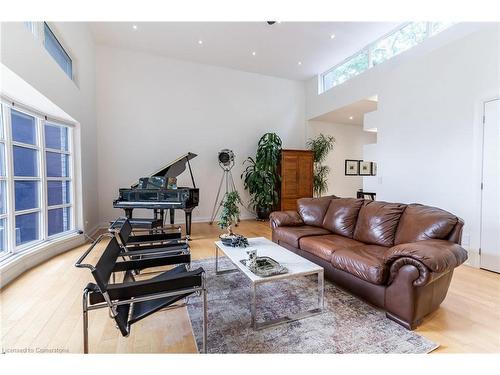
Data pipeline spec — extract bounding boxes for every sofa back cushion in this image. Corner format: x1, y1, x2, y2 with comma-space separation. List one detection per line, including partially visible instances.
353, 201, 407, 247
394, 204, 458, 244
297, 197, 334, 227
322, 198, 364, 238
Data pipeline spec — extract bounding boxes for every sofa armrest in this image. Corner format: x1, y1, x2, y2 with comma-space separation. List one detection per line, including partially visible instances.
269, 211, 303, 229
384, 239, 468, 274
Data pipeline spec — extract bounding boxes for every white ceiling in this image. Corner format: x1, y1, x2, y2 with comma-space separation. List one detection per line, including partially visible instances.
311, 98, 378, 125
89, 22, 399, 81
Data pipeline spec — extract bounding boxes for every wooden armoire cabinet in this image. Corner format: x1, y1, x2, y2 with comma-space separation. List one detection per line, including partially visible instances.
279, 149, 314, 211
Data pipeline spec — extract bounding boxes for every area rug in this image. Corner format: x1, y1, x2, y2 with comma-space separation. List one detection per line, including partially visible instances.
187, 257, 439, 354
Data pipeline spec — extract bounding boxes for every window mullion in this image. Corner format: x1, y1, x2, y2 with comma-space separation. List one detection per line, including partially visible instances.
45, 147, 70, 155
47, 203, 72, 210
4, 106, 16, 254
426, 22, 432, 38
68, 126, 75, 232
46, 177, 71, 181
39, 119, 48, 242
368, 45, 373, 69
14, 208, 41, 216
11, 141, 39, 150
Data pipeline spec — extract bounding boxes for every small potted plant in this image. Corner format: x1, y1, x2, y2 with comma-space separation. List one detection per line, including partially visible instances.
217, 191, 249, 247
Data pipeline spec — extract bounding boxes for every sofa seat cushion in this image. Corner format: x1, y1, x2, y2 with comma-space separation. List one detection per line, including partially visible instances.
322, 198, 364, 238
353, 201, 407, 247
273, 226, 331, 248
394, 204, 458, 244
330, 245, 389, 285
299, 235, 364, 261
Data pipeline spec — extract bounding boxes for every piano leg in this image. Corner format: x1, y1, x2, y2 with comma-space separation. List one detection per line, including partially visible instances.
169, 209, 175, 225
184, 208, 193, 240
159, 209, 165, 234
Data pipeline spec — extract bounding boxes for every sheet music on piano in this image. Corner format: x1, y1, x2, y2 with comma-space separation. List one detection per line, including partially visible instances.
113, 152, 199, 238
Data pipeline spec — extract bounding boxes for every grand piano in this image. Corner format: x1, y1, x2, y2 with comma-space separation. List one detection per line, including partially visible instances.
113, 152, 199, 238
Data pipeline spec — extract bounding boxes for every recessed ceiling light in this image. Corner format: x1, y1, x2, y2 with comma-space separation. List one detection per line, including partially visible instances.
349, 116, 354, 120
132, 24, 138, 30
298, 61, 302, 66
252, 51, 256, 56
330, 34, 336, 39
198, 40, 203, 45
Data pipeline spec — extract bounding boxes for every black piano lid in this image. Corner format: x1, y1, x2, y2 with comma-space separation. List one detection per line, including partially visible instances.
130, 152, 197, 188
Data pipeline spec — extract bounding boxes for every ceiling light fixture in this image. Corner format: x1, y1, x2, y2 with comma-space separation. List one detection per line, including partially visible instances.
252, 51, 256, 56
349, 116, 354, 120
330, 34, 336, 39
132, 24, 138, 30
298, 61, 302, 66
198, 40, 203, 45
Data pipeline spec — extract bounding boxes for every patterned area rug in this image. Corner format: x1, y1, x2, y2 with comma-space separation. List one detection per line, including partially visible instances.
187, 257, 438, 354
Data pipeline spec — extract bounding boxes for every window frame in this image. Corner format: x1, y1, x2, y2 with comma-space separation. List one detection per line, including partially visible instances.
0, 106, 8, 255
11, 109, 43, 249
43, 22, 73, 80
320, 22, 455, 93
24, 22, 74, 81
0, 100, 76, 261
44, 121, 74, 239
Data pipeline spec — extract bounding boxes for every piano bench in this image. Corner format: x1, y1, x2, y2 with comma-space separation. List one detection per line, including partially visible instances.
110, 218, 164, 231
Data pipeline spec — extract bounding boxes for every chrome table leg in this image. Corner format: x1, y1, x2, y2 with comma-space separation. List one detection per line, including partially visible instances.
214, 244, 238, 275
202, 286, 208, 354
318, 270, 324, 310
251, 283, 257, 329
252, 270, 325, 330
215, 244, 218, 273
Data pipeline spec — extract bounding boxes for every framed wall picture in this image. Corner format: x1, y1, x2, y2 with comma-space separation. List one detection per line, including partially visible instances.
359, 161, 372, 176
345, 159, 359, 175
371, 162, 377, 176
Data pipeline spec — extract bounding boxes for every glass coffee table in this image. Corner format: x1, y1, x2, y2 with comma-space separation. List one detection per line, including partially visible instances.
214, 237, 324, 329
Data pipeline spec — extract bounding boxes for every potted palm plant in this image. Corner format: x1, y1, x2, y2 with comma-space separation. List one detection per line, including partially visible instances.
241, 133, 282, 220
217, 191, 248, 247
307, 134, 335, 197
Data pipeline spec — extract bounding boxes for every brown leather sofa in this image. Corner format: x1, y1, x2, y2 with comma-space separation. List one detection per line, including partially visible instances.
270, 197, 468, 329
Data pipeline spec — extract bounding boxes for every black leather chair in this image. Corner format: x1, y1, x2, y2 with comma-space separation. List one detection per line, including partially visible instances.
75, 234, 207, 353
110, 217, 185, 249
110, 218, 189, 264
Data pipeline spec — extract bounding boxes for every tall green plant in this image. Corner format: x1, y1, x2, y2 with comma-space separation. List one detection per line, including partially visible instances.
241, 133, 282, 214
307, 134, 335, 197
217, 191, 241, 235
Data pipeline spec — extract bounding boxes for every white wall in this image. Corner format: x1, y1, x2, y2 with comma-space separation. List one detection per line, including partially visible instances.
96, 45, 306, 225
305, 23, 500, 258
0, 22, 99, 234
307, 121, 376, 198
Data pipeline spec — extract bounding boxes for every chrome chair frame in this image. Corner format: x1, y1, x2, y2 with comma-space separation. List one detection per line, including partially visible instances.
109, 217, 186, 247
75, 235, 207, 354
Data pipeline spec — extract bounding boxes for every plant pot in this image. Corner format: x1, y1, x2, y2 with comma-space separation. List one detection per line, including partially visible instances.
256, 206, 272, 220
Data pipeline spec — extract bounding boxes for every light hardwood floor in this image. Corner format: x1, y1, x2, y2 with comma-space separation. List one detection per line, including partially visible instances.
1, 220, 499, 353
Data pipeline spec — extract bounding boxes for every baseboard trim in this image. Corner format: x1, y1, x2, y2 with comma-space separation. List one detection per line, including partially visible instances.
464, 248, 480, 268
